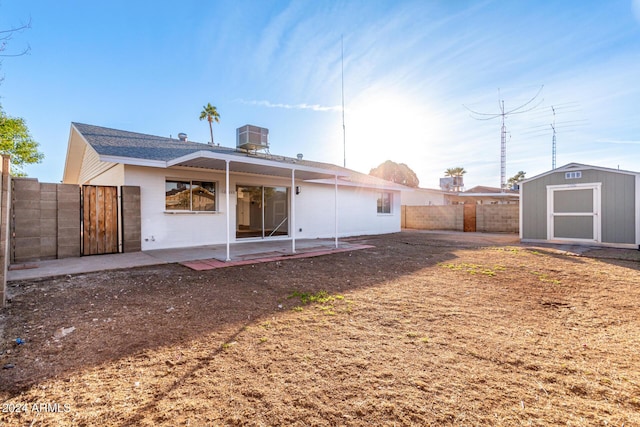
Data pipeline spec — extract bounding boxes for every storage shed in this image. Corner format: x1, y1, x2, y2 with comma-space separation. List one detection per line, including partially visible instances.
520, 163, 640, 249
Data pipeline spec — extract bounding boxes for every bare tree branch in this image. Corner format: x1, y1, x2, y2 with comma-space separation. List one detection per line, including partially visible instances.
0, 17, 32, 58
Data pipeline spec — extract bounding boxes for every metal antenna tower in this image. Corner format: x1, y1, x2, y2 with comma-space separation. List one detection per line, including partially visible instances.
341, 35, 346, 168
551, 106, 556, 169
465, 86, 544, 191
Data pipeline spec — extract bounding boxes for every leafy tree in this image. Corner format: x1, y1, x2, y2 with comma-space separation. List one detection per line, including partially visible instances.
199, 103, 220, 145
0, 105, 44, 176
507, 171, 526, 189
369, 160, 419, 187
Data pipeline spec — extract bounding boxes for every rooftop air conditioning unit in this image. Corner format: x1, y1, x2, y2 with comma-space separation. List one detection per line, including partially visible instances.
236, 125, 269, 151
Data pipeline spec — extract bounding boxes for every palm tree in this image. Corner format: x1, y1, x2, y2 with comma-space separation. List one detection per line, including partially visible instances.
444, 166, 467, 177
444, 167, 467, 192
199, 103, 220, 145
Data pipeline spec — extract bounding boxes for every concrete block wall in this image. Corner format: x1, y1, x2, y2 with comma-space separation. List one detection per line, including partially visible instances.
1, 156, 10, 307
10, 179, 141, 264
11, 178, 81, 263
402, 204, 519, 233
402, 205, 464, 231
476, 204, 519, 233
58, 184, 82, 258
12, 178, 43, 262
121, 186, 141, 253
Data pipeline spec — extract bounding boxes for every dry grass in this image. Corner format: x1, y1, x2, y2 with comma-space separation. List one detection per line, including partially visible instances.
1, 231, 639, 426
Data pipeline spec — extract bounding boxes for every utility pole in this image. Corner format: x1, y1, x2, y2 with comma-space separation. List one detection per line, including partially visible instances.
465, 86, 544, 191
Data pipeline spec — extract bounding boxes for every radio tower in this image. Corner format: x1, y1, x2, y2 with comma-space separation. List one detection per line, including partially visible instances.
465, 86, 544, 191
551, 106, 557, 169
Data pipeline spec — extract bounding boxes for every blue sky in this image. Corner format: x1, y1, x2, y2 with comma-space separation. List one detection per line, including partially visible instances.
1, 0, 639, 188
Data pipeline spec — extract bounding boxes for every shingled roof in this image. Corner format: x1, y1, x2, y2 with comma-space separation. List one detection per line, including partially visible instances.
65, 123, 405, 190
71, 122, 233, 161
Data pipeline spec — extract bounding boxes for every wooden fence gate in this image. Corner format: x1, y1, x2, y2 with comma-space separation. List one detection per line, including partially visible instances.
463, 203, 477, 232
82, 185, 119, 255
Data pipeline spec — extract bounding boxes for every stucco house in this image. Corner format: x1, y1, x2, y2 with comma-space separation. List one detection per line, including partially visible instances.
520, 163, 640, 248
445, 186, 519, 205
400, 187, 447, 206
62, 123, 404, 257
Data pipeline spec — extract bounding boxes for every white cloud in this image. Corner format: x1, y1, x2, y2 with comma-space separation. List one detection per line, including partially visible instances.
238, 99, 341, 112
596, 139, 640, 145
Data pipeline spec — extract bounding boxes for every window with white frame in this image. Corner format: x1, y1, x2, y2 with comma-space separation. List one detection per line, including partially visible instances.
377, 192, 392, 214
565, 171, 582, 179
165, 180, 216, 211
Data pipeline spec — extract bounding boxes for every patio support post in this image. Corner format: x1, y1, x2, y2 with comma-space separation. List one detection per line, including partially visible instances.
335, 174, 339, 248
636, 174, 640, 247
291, 169, 296, 253
225, 159, 231, 261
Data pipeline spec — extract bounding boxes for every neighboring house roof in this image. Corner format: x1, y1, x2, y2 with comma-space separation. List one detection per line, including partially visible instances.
442, 184, 520, 204
521, 163, 640, 183
64, 123, 405, 190
464, 185, 518, 195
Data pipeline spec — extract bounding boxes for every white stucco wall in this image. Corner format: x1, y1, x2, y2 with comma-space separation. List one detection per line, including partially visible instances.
123, 165, 401, 250
295, 182, 401, 239
400, 188, 447, 206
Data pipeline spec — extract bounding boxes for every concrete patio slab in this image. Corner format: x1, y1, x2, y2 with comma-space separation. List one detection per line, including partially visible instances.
6, 239, 372, 281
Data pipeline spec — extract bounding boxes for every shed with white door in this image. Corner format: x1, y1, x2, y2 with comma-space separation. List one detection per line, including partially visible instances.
520, 163, 640, 249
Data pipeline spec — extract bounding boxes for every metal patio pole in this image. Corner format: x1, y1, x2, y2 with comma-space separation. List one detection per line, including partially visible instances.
291, 169, 296, 253
225, 160, 231, 261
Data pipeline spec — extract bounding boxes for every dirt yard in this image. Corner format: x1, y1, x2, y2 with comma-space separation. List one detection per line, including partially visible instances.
1, 231, 639, 426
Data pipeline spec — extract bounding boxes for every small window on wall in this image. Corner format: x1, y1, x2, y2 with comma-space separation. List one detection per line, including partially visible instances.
377, 192, 392, 214
565, 171, 582, 179
165, 180, 216, 211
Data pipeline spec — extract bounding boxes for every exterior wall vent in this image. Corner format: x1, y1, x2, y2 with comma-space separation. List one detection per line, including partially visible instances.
236, 125, 269, 152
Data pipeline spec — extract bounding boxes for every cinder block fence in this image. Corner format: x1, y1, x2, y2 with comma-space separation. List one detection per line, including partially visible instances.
0, 167, 144, 307
401, 204, 519, 233
10, 178, 141, 263
11, 178, 81, 262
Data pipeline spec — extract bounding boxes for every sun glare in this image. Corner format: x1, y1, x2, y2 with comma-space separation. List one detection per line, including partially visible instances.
346, 90, 442, 174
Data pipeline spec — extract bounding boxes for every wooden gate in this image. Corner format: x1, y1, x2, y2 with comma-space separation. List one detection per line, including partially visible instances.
463, 203, 477, 232
82, 185, 119, 255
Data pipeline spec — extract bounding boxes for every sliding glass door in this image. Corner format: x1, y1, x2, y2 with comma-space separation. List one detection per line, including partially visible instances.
236, 185, 289, 239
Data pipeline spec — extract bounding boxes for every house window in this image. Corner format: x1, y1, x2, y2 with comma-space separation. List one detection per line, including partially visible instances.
377, 192, 392, 214
165, 180, 216, 211
565, 171, 582, 179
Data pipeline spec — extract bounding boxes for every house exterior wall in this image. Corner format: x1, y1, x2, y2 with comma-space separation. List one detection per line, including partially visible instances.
296, 183, 401, 239
78, 144, 118, 185
521, 168, 636, 245
400, 188, 446, 206
124, 165, 400, 250
87, 163, 125, 186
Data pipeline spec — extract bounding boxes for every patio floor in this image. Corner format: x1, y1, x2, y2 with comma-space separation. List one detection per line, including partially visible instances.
7, 238, 373, 281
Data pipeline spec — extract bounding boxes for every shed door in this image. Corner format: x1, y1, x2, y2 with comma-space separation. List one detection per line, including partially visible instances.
547, 184, 601, 242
